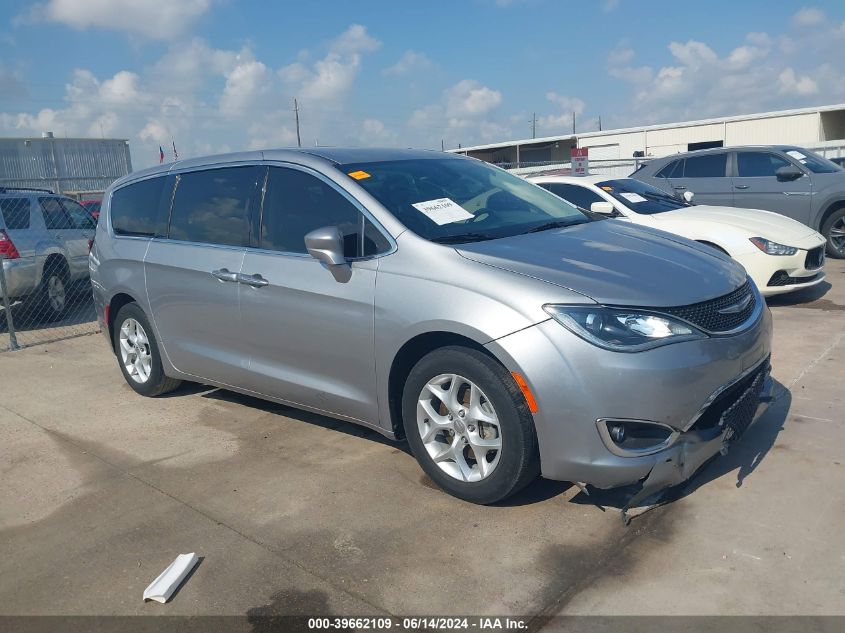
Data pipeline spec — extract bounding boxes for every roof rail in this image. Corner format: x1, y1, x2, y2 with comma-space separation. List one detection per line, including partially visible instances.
0, 186, 55, 194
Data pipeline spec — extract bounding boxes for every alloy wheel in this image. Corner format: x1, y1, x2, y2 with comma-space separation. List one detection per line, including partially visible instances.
47, 275, 66, 313
119, 318, 152, 384
416, 373, 502, 482
831, 216, 845, 255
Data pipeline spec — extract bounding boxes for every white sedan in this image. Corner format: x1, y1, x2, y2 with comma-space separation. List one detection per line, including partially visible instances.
529, 175, 826, 297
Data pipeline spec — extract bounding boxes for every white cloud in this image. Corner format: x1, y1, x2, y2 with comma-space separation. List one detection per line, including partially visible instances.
444, 79, 502, 117
23, 0, 211, 39
546, 93, 585, 115
279, 24, 380, 103
219, 60, 271, 116
792, 7, 825, 27
383, 50, 433, 76
601, 0, 620, 12
778, 68, 818, 95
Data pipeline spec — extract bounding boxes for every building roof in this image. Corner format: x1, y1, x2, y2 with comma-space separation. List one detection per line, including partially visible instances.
450, 103, 845, 154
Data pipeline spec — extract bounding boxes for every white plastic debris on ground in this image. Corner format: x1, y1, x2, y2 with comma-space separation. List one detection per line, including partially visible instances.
143, 553, 199, 604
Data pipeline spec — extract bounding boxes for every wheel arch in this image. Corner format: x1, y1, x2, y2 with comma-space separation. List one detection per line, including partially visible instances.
106, 292, 139, 352
817, 199, 845, 233
387, 331, 505, 440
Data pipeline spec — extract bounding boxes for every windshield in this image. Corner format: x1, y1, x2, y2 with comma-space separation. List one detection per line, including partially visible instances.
783, 148, 842, 174
595, 179, 688, 215
337, 158, 588, 243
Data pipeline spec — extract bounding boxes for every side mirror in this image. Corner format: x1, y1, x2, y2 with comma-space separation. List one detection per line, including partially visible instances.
776, 164, 803, 182
683, 191, 695, 203
590, 201, 616, 215
304, 226, 346, 267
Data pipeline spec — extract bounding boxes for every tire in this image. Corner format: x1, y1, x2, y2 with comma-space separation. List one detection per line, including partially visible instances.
821, 207, 845, 259
37, 257, 70, 322
402, 346, 540, 504
112, 302, 181, 397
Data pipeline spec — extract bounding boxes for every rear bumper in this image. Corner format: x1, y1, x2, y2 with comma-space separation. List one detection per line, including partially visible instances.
1, 258, 38, 299
485, 302, 772, 490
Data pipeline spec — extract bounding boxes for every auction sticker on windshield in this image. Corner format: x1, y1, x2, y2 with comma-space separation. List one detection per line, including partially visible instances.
620, 192, 648, 203
412, 198, 474, 225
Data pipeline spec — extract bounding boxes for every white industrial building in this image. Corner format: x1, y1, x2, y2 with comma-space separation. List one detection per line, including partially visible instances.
450, 103, 845, 169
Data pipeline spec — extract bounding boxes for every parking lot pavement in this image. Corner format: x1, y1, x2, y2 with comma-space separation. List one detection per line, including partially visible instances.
0, 261, 842, 621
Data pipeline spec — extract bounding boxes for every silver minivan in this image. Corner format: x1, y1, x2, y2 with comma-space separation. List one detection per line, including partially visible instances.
91, 149, 773, 507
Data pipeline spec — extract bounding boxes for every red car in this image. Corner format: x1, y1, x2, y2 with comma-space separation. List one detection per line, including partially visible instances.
80, 199, 102, 222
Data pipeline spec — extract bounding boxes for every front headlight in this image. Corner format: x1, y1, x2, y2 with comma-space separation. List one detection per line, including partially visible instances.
749, 237, 798, 256
543, 305, 706, 352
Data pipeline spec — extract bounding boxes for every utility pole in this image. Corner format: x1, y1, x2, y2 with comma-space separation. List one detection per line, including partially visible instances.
293, 98, 301, 148
572, 111, 576, 134
598, 115, 602, 131
531, 112, 536, 139
441, 139, 445, 152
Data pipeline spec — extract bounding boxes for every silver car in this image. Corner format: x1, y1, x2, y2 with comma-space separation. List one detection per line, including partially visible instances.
632, 145, 845, 258
91, 149, 773, 507
1, 188, 96, 321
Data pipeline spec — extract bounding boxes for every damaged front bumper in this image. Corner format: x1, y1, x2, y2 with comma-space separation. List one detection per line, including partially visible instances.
620, 360, 774, 519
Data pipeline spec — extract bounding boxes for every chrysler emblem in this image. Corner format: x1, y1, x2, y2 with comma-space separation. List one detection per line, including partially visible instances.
717, 294, 752, 315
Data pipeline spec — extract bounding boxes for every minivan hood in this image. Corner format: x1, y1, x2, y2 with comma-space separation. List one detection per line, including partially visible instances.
456, 220, 747, 307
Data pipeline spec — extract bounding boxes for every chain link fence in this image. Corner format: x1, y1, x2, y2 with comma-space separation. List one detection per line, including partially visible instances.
0, 253, 99, 351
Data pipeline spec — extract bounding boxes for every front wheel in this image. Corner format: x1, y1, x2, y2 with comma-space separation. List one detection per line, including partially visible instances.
822, 208, 845, 258
402, 346, 540, 504
112, 303, 181, 397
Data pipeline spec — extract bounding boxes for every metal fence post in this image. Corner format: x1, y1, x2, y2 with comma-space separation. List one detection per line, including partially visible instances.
0, 254, 19, 350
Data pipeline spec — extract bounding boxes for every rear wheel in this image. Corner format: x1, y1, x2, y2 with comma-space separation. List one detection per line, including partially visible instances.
37, 258, 69, 322
822, 208, 845, 258
402, 346, 539, 504
113, 303, 181, 397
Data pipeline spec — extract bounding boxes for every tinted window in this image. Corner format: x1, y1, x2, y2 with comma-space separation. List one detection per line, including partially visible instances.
683, 154, 727, 178
782, 148, 842, 174
0, 198, 31, 230
736, 152, 791, 177
655, 160, 679, 178
39, 197, 72, 229
112, 177, 166, 237
363, 217, 391, 256
540, 183, 605, 210
61, 199, 96, 230
169, 167, 258, 247
261, 167, 371, 257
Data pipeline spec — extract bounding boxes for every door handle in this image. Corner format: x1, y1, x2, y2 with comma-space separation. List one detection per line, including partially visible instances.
238, 273, 269, 288
734, 184, 750, 189
673, 186, 686, 190
211, 268, 238, 282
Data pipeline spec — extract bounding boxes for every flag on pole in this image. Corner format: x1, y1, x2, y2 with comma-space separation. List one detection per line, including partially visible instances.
159, 146, 165, 164
172, 141, 178, 161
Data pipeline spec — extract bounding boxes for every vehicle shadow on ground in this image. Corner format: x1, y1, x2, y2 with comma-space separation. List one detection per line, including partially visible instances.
194, 385, 412, 454
570, 380, 791, 514
766, 280, 830, 306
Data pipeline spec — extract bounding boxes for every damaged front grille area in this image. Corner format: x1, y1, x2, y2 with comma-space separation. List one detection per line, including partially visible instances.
689, 358, 771, 436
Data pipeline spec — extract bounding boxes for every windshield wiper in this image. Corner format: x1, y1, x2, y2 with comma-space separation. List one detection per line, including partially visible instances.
431, 232, 496, 244
523, 219, 582, 234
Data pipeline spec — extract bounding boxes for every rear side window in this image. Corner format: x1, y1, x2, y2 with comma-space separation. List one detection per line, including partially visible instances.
0, 198, 31, 229
539, 183, 604, 210
169, 167, 259, 247
261, 166, 379, 257
61, 199, 96, 230
39, 197, 72, 229
683, 154, 727, 178
736, 152, 791, 177
111, 177, 166, 237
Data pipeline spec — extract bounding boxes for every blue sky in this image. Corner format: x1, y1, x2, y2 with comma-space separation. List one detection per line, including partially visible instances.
2, 0, 845, 166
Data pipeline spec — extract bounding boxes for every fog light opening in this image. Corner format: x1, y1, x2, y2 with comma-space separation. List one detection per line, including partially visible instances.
599, 419, 675, 456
